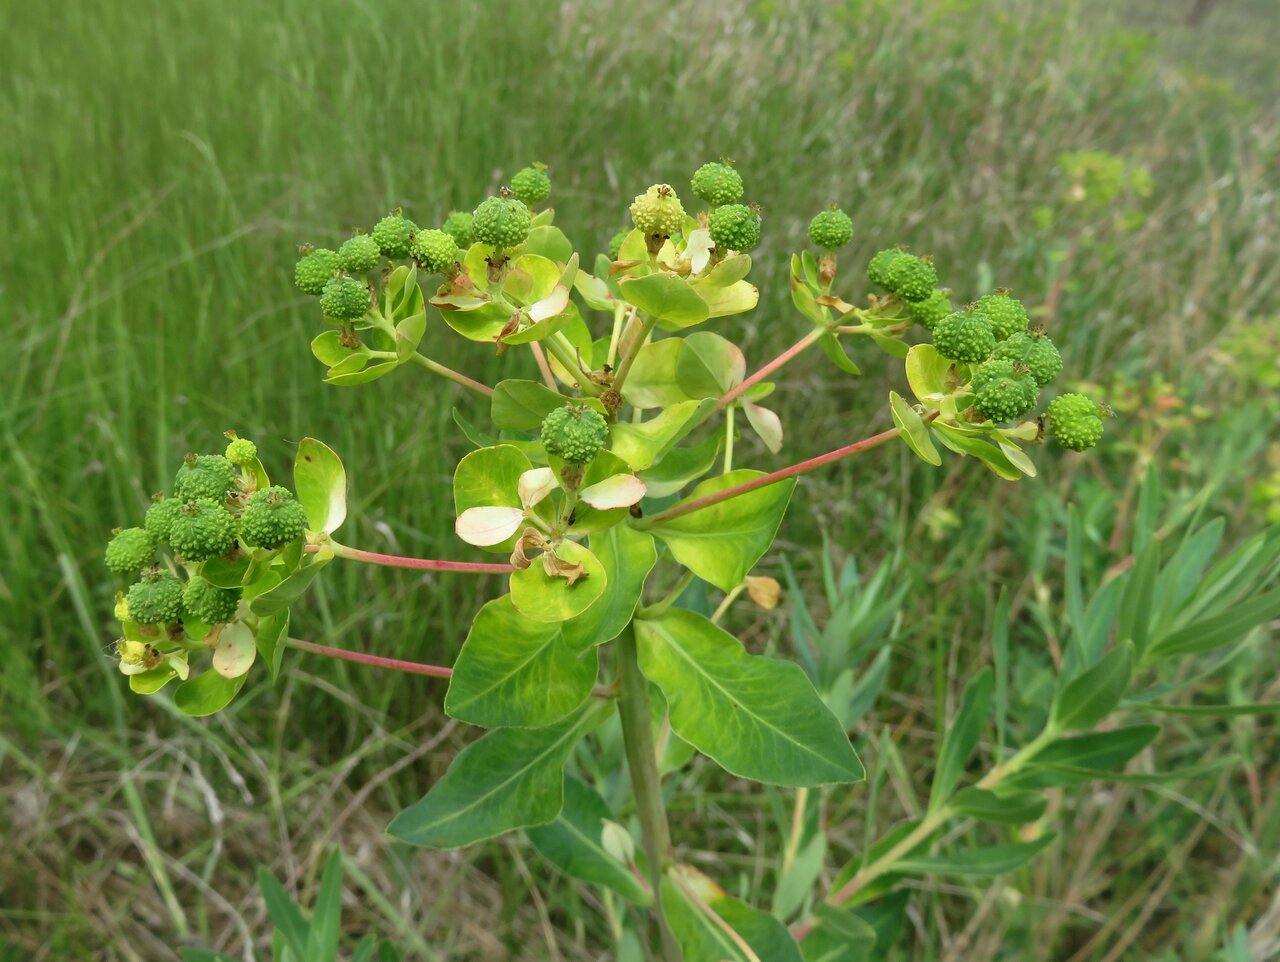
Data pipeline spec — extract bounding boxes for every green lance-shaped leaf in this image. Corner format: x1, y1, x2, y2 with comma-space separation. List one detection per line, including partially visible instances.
1001, 724, 1161, 791
255, 609, 290, 683
387, 702, 602, 849
662, 865, 803, 962
1145, 585, 1280, 660
949, 788, 1047, 824
526, 777, 653, 906
634, 609, 863, 786
647, 470, 796, 592
619, 273, 709, 327
817, 332, 862, 376
931, 422, 1022, 481
895, 834, 1056, 876
249, 545, 332, 617
509, 540, 607, 623
1051, 641, 1134, 732
305, 849, 344, 962
562, 525, 658, 650
889, 390, 942, 466
800, 905, 878, 962
257, 867, 309, 958
294, 438, 347, 535
445, 595, 599, 728
173, 669, 248, 717
928, 668, 992, 812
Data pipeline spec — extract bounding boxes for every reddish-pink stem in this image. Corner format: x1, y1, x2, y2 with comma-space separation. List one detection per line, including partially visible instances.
640, 412, 938, 528
288, 637, 621, 699
321, 543, 513, 574
715, 327, 825, 412
288, 637, 453, 678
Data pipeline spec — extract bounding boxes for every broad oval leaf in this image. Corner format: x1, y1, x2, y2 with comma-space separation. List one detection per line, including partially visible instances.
518, 467, 559, 509
456, 506, 526, 547
387, 703, 601, 849
676, 331, 745, 399
579, 474, 646, 510
620, 338, 692, 409
619, 273, 709, 327
454, 444, 533, 554
889, 391, 942, 466
509, 540, 607, 622
446, 595, 598, 728
211, 621, 257, 679
294, 438, 347, 534
634, 609, 863, 786
173, 669, 247, 717
610, 399, 716, 471
647, 469, 795, 592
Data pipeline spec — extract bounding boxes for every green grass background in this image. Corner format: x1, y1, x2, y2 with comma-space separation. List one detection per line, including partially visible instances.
1, 0, 1278, 958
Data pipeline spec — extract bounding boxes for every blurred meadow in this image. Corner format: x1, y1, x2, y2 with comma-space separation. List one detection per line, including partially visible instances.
2, 0, 1279, 958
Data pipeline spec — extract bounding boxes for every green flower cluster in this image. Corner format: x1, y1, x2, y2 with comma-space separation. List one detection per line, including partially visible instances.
630, 184, 685, 239
863, 248, 1105, 447
104, 436, 309, 628
690, 162, 744, 207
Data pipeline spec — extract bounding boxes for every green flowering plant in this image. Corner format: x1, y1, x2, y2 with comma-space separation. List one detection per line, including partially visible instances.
115, 159, 1280, 962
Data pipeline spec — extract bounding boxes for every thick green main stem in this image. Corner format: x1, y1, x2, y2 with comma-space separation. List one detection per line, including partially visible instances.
616, 628, 683, 962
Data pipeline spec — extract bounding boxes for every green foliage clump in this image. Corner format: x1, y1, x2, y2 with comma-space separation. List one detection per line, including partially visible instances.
240, 486, 309, 549
807, 206, 853, 249
541, 404, 608, 464
629, 184, 684, 237
224, 436, 257, 466
933, 308, 996, 362
144, 496, 183, 541
906, 289, 953, 330
182, 575, 241, 624
336, 233, 381, 273
993, 331, 1063, 386
885, 252, 938, 302
690, 162, 744, 206
174, 454, 236, 503
510, 163, 551, 205
125, 571, 184, 625
472, 195, 532, 250
977, 291, 1030, 341
708, 203, 761, 252
293, 247, 337, 295
410, 229, 460, 274
104, 527, 155, 575
1048, 393, 1105, 450
319, 275, 371, 321
169, 499, 237, 561
442, 210, 474, 248
371, 212, 418, 259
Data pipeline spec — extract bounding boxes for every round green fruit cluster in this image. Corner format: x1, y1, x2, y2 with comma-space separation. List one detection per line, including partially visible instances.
709, 203, 762, 252
906, 289, 953, 331
320, 275, 370, 321
239, 486, 310, 549
608, 230, 629, 260
411, 228, 460, 274
691, 162, 744, 207
145, 496, 183, 541
183, 576, 242, 625
175, 454, 236, 503
105, 527, 156, 575
1047, 394, 1105, 451
294, 248, 337, 295
976, 291, 1029, 341
126, 571, 185, 626
225, 436, 258, 466
541, 405, 609, 464
337, 234, 381, 273
933, 308, 997, 363
808, 207, 854, 249
442, 211, 474, 248
473, 195, 532, 250
991, 331, 1062, 386
972, 364, 1040, 422
510, 164, 551, 205
630, 184, 685, 238
169, 499, 237, 561
371, 213, 418, 259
